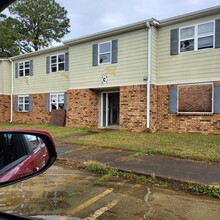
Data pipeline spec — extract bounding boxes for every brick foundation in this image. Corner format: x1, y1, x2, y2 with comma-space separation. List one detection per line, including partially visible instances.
66, 89, 99, 128
4, 84, 220, 134
0, 95, 10, 123
12, 93, 51, 124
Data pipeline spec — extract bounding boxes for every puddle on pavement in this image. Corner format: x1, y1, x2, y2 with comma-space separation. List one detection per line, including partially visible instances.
0, 165, 219, 220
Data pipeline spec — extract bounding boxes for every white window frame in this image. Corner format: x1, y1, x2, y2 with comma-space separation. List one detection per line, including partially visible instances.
18, 95, 29, 112
50, 93, 65, 111
18, 60, 30, 77
179, 21, 215, 53
177, 82, 214, 114
98, 41, 112, 65
50, 53, 65, 72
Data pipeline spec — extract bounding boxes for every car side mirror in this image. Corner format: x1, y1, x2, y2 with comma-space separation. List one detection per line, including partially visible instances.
0, 130, 57, 187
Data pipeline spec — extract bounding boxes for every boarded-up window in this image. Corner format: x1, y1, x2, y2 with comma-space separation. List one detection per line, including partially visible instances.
178, 84, 213, 113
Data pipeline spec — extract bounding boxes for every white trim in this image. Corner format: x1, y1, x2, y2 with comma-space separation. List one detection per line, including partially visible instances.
49, 92, 65, 111
50, 53, 65, 73
98, 41, 112, 65
177, 82, 214, 114
18, 60, 31, 77
100, 91, 120, 127
18, 94, 30, 112
179, 20, 215, 54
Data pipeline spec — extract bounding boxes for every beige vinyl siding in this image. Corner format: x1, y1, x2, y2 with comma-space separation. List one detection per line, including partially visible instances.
0, 61, 11, 95
157, 14, 220, 85
151, 26, 158, 84
69, 29, 148, 89
3, 61, 12, 94
13, 50, 69, 94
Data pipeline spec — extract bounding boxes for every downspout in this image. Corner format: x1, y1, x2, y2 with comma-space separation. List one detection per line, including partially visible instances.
9, 58, 13, 123
146, 21, 152, 129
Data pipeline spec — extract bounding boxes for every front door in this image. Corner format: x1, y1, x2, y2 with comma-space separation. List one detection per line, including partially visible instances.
101, 92, 119, 127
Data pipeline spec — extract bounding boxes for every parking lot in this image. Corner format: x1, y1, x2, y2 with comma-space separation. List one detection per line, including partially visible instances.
0, 164, 219, 220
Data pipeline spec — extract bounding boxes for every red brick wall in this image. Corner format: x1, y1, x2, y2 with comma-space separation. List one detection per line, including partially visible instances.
120, 85, 147, 132
0, 95, 10, 123
66, 89, 99, 128
178, 84, 212, 113
13, 93, 50, 124
156, 84, 220, 134
4, 84, 220, 134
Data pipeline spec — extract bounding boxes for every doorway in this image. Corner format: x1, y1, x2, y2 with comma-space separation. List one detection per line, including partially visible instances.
101, 92, 119, 128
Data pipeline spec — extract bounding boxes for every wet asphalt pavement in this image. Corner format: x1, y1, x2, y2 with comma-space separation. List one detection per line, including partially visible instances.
0, 164, 219, 220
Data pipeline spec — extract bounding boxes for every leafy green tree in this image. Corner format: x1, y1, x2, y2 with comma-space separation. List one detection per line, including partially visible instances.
9, 0, 70, 53
0, 14, 20, 57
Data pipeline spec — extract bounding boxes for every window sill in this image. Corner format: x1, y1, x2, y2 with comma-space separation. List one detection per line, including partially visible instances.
177, 112, 213, 116
178, 47, 214, 55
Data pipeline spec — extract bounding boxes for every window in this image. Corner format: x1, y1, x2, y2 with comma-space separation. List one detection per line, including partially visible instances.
50, 93, 64, 110
98, 41, 112, 64
18, 95, 30, 112
18, 61, 30, 77
198, 22, 214, 50
50, 54, 65, 72
177, 83, 213, 114
180, 21, 214, 53
92, 40, 118, 66
180, 26, 195, 52
25, 135, 42, 152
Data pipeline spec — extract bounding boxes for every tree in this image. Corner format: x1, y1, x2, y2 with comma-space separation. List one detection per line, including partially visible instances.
0, 14, 20, 57
9, 0, 70, 53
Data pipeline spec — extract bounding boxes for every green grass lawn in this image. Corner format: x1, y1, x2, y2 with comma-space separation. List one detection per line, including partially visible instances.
64, 130, 220, 163
1, 123, 220, 163
0, 123, 90, 139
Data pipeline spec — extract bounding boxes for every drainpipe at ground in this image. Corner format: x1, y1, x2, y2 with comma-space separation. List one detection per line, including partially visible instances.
9, 58, 13, 123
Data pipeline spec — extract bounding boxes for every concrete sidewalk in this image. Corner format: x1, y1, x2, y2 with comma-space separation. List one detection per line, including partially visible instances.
55, 139, 220, 187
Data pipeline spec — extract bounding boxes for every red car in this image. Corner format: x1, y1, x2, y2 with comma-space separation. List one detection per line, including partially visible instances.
0, 130, 57, 220
0, 132, 49, 182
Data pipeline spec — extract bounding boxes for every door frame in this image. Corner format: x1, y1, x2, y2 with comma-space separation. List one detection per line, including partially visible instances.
101, 91, 119, 127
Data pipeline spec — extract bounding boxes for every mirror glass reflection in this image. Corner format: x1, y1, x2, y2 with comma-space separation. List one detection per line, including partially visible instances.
0, 133, 49, 182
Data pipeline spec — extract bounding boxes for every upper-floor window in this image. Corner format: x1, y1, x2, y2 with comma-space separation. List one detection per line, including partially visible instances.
170, 20, 220, 55
18, 61, 30, 77
180, 21, 214, 53
51, 54, 65, 72
15, 60, 33, 78
46, 53, 69, 74
98, 41, 112, 64
50, 93, 64, 110
92, 40, 118, 66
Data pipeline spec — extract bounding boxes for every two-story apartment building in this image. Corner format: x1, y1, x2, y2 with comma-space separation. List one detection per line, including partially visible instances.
1, 6, 220, 134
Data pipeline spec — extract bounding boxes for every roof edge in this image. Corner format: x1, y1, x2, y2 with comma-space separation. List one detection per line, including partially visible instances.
11, 44, 68, 61
160, 5, 220, 26
64, 18, 156, 46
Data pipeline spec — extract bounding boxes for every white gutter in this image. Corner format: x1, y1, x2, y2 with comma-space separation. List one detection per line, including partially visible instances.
146, 22, 152, 129
8, 58, 13, 123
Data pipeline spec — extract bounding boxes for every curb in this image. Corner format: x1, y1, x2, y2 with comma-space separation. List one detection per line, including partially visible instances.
55, 157, 210, 187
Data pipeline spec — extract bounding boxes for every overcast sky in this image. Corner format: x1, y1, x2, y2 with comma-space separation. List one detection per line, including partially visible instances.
4, 0, 220, 44
54, 0, 220, 42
